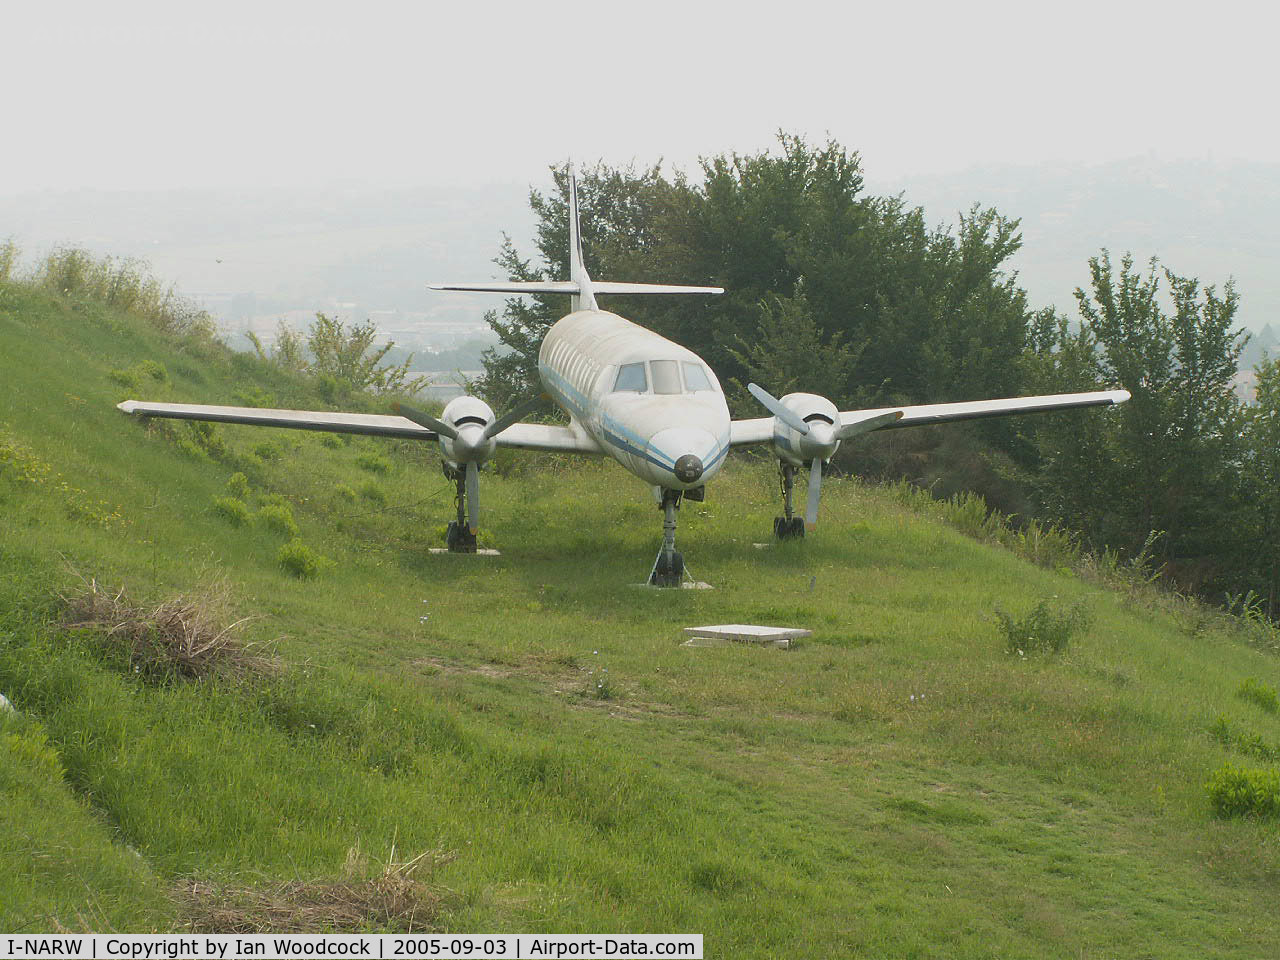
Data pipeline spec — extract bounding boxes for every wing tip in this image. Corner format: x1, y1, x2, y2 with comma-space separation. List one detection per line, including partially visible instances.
117, 400, 139, 413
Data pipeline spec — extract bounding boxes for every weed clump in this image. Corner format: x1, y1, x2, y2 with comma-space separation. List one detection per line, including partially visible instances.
356, 453, 390, 474
256, 503, 298, 538
61, 576, 271, 681
180, 848, 451, 933
213, 496, 251, 527
1237, 677, 1280, 714
1209, 715, 1280, 762
1205, 762, 1280, 819
278, 540, 330, 578
996, 597, 1090, 655
358, 480, 386, 505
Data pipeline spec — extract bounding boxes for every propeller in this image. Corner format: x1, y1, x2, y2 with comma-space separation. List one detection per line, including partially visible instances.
392, 401, 457, 440
749, 384, 906, 531
748, 382, 810, 435
805, 455, 823, 530
394, 395, 546, 536
482, 392, 546, 440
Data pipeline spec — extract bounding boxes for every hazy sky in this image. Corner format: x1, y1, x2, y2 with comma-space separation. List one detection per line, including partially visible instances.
5, 0, 1278, 196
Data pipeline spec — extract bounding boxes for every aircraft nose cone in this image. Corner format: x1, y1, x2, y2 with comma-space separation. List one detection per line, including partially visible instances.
674, 453, 704, 484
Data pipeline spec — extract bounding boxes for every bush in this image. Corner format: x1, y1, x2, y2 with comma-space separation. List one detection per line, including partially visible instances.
320, 434, 347, 449
137, 359, 168, 382
334, 484, 356, 503
356, 453, 390, 474
256, 504, 299, 538
1237, 678, 1280, 714
1205, 763, 1280, 818
253, 440, 285, 462
108, 367, 141, 391
996, 597, 1090, 655
225, 472, 251, 500
278, 540, 329, 578
213, 496, 251, 527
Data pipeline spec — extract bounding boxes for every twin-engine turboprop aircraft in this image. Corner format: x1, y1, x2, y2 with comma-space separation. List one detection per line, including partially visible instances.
119, 173, 1129, 586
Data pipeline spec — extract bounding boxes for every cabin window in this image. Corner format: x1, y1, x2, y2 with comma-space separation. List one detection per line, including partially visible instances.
613, 363, 648, 392
682, 362, 713, 392
650, 360, 682, 395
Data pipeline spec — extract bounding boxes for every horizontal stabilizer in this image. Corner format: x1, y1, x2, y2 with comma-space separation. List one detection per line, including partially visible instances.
428, 281, 722, 296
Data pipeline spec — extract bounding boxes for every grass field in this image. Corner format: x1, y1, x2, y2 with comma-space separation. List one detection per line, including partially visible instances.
2, 277, 1280, 957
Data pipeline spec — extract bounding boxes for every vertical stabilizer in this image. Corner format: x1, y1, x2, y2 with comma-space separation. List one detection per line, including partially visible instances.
567, 168, 597, 312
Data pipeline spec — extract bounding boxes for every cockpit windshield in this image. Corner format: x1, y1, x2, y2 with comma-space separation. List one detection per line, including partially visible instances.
650, 360, 682, 395
613, 363, 647, 392
682, 362, 713, 392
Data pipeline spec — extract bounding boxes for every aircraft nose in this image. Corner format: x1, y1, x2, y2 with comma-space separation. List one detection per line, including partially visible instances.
650, 427, 720, 488
674, 453, 703, 484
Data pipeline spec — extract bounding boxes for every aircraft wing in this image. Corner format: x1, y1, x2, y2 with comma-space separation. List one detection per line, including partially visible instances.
729, 388, 1129, 447
117, 400, 436, 439
117, 400, 604, 454
728, 416, 775, 446
487, 422, 604, 454
842, 388, 1130, 431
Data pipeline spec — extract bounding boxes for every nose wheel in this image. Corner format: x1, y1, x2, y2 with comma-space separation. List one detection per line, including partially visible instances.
774, 464, 805, 539
649, 489, 687, 587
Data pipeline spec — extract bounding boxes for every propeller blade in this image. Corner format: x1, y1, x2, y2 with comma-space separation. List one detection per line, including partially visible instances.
482, 393, 547, 441
805, 457, 823, 531
837, 409, 904, 440
392, 401, 458, 440
465, 460, 480, 534
748, 383, 810, 436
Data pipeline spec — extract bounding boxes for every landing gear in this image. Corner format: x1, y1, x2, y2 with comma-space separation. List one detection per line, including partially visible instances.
774, 464, 805, 539
444, 467, 477, 553
648, 489, 686, 587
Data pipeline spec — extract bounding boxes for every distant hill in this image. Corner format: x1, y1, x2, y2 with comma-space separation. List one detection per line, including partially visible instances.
4, 157, 1277, 355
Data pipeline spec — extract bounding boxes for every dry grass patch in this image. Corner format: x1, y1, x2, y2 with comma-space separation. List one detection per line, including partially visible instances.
61, 574, 275, 681
180, 849, 453, 933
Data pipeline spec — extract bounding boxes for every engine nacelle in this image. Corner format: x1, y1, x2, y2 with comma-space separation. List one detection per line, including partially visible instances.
438, 395, 497, 470
771, 392, 841, 467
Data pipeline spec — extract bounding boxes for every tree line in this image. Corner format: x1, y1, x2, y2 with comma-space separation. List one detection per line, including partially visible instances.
477, 135, 1278, 615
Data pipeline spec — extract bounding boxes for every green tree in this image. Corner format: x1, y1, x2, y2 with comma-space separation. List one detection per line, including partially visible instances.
1032, 251, 1247, 580
1241, 356, 1280, 613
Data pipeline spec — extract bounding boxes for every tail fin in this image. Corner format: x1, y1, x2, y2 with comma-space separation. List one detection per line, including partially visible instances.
428, 164, 724, 305
566, 168, 595, 312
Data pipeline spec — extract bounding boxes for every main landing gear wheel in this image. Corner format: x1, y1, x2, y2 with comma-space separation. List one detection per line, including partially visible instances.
773, 463, 805, 539
773, 516, 805, 539
444, 467, 478, 553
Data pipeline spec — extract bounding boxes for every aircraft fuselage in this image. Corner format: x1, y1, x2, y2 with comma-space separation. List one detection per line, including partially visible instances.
538, 309, 730, 491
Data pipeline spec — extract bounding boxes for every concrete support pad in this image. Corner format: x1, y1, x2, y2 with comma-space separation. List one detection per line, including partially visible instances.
428, 548, 502, 556
632, 581, 714, 590
681, 623, 811, 649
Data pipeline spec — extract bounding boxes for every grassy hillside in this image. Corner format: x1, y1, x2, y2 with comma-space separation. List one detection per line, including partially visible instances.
2, 277, 1280, 956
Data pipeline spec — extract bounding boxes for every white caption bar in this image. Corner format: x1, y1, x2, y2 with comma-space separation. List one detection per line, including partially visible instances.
1, 935, 702, 960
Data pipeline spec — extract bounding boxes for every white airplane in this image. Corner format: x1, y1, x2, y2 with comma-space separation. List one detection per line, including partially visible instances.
119, 173, 1129, 586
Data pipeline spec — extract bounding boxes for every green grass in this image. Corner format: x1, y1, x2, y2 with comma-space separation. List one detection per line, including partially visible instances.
3, 277, 1280, 954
